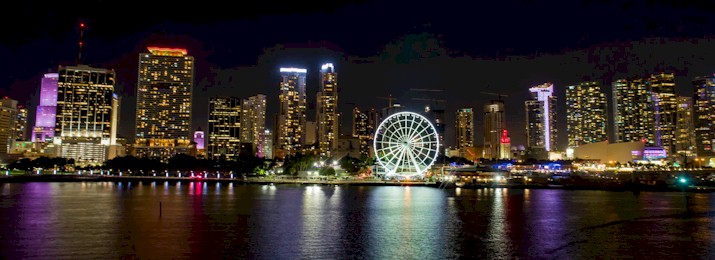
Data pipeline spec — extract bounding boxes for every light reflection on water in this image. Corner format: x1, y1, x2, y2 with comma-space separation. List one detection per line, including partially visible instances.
0, 182, 713, 259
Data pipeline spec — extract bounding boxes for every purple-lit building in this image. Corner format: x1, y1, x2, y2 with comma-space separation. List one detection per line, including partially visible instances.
31, 73, 59, 142
525, 83, 557, 152
194, 128, 205, 150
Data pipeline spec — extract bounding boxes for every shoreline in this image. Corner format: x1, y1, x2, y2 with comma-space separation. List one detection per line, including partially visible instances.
1, 174, 713, 193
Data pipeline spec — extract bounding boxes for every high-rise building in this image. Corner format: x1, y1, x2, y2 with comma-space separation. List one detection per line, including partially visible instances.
14, 105, 27, 141
352, 107, 381, 157
649, 72, 678, 155
675, 96, 695, 157
316, 63, 339, 158
612, 78, 655, 144
134, 47, 194, 160
208, 97, 241, 161
32, 73, 58, 142
693, 75, 715, 157
208, 97, 241, 160
566, 81, 607, 148
525, 82, 557, 152
484, 100, 506, 158
240, 94, 266, 156
53, 65, 116, 165
0, 98, 18, 158
277, 67, 307, 158
455, 108, 474, 152
304, 121, 317, 146
258, 129, 273, 159
107, 94, 122, 160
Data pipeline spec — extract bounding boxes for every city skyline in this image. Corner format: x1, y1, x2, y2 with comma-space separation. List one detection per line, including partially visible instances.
2, 1, 715, 149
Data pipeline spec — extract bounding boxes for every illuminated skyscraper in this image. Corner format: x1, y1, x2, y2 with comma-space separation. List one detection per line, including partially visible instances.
650, 72, 678, 155
134, 47, 194, 160
14, 105, 27, 141
240, 94, 267, 156
675, 96, 695, 157
566, 81, 607, 148
612, 78, 655, 144
693, 75, 715, 156
208, 97, 241, 160
316, 63, 339, 158
276, 67, 307, 158
525, 82, 557, 152
258, 130, 273, 159
484, 100, 506, 158
0, 98, 18, 158
352, 106, 381, 157
455, 108, 474, 149
32, 73, 58, 142
54, 65, 116, 165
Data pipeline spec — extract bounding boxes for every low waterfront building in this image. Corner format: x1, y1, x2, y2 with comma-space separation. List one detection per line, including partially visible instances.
572, 140, 663, 164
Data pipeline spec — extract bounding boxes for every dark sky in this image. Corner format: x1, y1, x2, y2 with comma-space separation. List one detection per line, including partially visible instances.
2, 0, 715, 150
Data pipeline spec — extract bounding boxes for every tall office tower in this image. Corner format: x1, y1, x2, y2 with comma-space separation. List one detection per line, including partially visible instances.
106, 93, 123, 160
304, 121, 317, 146
612, 78, 655, 144
14, 105, 27, 141
367, 108, 382, 136
675, 96, 695, 157
316, 63, 339, 158
432, 108, 445, 152
352, 106, 366, 138
277, 67, 307, 159
693, 75, 715, 156
525, 82, 557, 152
499, 129, 511, 159
258, 129, 273, 159
134, 47, 194, 160
32, 73, 59, 142
240, 94, 267, 156
0, 98, 18, 158
566, 81, 607, 148
207, 97, 241, 160
54, 65, 116, 165
649, 73, 678, 155
484, 100, 506, 158
352, 107, 371, 157
455, 108, 474, 150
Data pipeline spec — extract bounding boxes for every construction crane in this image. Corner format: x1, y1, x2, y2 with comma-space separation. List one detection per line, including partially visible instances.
376, 94, 398, 108
412, 97, 447, 103
481, 91, 509, 101
410, 88, 444, 92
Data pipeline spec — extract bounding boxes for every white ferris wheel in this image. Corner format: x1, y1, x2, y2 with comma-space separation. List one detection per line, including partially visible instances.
373, 111, 440, 177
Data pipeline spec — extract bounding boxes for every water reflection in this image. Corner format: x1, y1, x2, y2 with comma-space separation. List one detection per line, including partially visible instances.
0, 183, 712, 259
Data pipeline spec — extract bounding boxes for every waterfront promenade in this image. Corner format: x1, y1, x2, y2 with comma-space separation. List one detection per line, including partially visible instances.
1, 171, 714, 192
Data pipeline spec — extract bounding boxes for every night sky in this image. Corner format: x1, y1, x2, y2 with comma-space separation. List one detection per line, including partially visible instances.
3, 0, 715, 150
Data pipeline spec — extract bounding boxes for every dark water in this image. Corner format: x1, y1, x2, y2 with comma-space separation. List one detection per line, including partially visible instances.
0, 182, 713, 259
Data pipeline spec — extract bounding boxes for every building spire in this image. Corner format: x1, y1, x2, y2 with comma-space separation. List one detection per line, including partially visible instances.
77, 21, 86, 65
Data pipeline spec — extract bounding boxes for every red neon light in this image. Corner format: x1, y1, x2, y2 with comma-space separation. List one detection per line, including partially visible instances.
147, 47, 188, 55
500, 129, 511, 143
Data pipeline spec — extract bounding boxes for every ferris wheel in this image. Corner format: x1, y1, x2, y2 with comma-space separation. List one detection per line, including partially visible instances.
373, 111, 440, 177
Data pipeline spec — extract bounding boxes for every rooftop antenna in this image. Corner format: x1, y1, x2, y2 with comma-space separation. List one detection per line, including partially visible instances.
77, 21, 86, 65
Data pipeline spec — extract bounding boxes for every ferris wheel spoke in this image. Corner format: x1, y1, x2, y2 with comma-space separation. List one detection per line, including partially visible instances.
393, 147, 406, 172
412, 141, 438, 145
400, 119, 411, 139
415, 146, 437, 165
406, 148, 422, 174
410, 125, 431, 141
